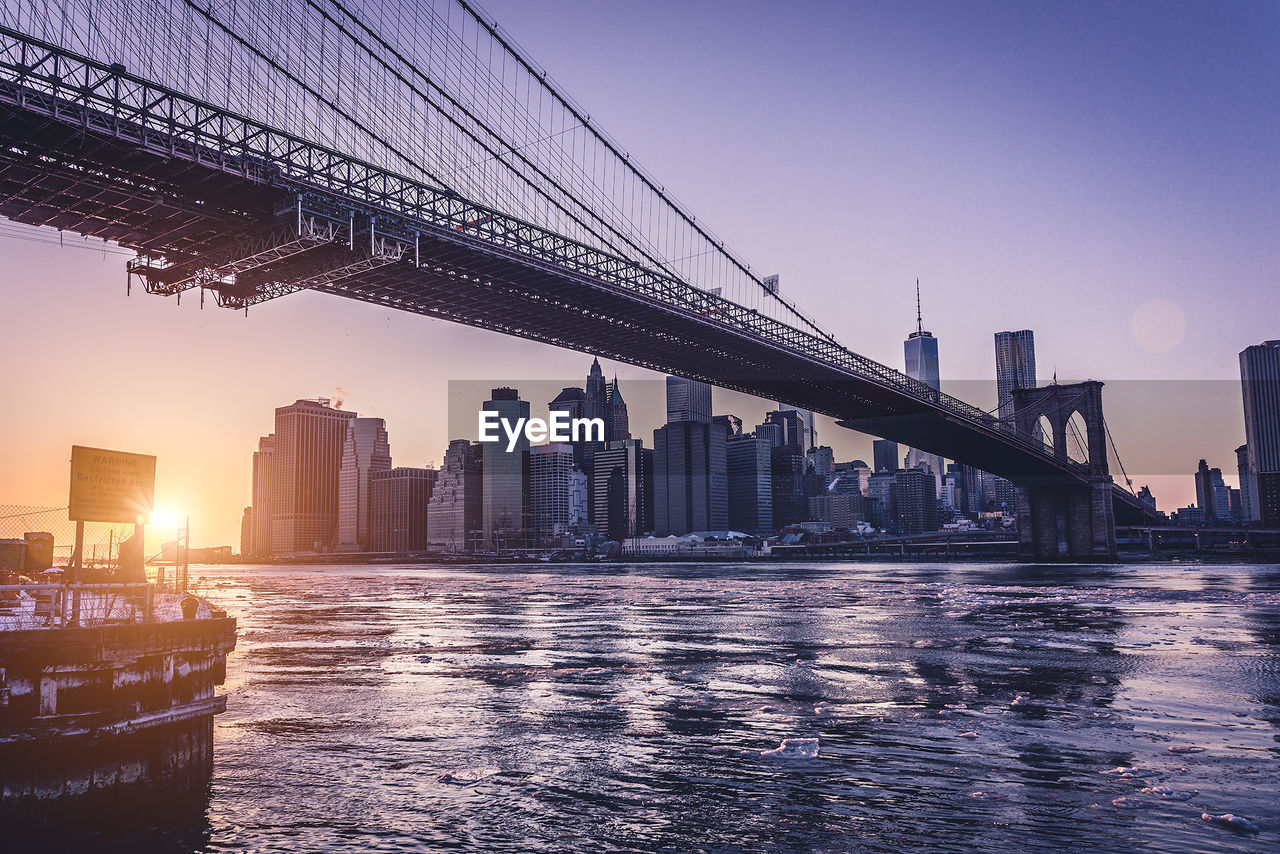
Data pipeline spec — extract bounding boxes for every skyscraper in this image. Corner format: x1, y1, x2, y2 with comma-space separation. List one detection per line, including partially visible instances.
873, 439, 900, 474
606, 376, 630, 441
482, 387, 530, 548
770, 444, 809, 529
1236, 444, 1256, 522
892, 467, 938, 534
270, 399, 356, 556
591, 438, 653, 540
775, 402, 816, 449
585, 357, 609, 430
529, 443, 580, 543
426, 439, 482, 552
653, 421, 726, 535
726, 432, 772, 536
1194, 459, 1227, 521
903, 281, 944, 487
1240, 340, 1280, 526
370, 467, 437, 553
995, 330, 1038, 422
248, 434, 276, 558
337, 417, 392, 550
989, 329, 1039, 510
764, 409, 809, 450
666, 375, 713, 423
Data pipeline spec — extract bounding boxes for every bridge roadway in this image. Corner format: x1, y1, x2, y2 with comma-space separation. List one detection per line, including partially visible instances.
0, 27, 1158, 525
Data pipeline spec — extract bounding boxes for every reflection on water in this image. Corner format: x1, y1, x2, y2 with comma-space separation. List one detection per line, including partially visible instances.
38, 562, 1280, 851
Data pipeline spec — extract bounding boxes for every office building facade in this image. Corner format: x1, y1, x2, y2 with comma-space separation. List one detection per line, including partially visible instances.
482, 388, 530, 548
1240, 341, 1280, 526
370, 467, 437, 553
337, 417, 392, 550
726, 433, 773, 537
426, 439, 483, 552
270, 399, 356, 556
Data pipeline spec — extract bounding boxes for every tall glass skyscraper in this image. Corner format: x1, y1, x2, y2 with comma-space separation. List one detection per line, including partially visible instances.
666, 375, 712, 423
337, 417, 392, 550
904, 281, 944, 487
426, 439, 482, 552
482, 387, 530, 548
1240, 340, 1280, 525
995, 330, 1037, 423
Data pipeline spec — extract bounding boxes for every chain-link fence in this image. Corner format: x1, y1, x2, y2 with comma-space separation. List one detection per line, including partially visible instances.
0, 505, 136, 574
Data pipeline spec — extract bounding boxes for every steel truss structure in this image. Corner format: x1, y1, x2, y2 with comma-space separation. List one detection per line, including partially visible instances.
0, 24, 1158, 523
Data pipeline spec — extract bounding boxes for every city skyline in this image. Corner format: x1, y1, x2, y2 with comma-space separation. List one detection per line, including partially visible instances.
2, 1, 1276, 547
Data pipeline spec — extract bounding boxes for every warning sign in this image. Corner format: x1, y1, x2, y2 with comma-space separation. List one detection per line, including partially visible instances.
68, 445, 156, 524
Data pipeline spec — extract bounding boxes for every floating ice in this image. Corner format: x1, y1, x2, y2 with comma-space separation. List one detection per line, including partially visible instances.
958, 731, 979, 739
1112, 797, 1144, 809
1168, 745, 1205, 755
1201, 813, 1259, 833
437, 767, 500, 786
968, 790, 1006, 800
1140, 786, 1198, 801
761, 738, 819, 759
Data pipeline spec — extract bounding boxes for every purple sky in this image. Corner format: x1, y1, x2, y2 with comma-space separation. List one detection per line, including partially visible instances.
1, 0, 1276, 546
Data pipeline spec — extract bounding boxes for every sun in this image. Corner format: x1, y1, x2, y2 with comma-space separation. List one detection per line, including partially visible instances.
149, 506, 182, 530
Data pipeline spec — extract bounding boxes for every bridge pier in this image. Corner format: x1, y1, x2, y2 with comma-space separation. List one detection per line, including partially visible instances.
1012, 382, 1117, 562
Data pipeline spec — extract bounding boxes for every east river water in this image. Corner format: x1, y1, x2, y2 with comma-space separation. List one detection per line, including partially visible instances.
48, 562, 1280, 852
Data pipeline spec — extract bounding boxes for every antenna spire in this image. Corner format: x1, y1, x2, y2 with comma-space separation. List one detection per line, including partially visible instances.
915, 278, 923, 334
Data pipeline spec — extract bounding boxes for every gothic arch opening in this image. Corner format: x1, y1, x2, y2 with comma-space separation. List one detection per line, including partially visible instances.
1065, 410, 1090, 464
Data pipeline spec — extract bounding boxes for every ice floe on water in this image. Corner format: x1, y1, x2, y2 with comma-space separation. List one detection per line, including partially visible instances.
1112, 797, 1145, 809
1140, 786, 1198, 801
1201, 813, 1260, 833
958, 731, 979, 739
968, 791, 1006, 800
1167, 745, 1205, 755
761, 738, 819, 758
438, 767, 500, 786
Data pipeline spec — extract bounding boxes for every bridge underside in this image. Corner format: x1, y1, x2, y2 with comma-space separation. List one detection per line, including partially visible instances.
0, 93, 1157, 528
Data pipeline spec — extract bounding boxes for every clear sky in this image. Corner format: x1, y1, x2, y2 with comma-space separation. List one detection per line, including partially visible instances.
1, 0, 1276, 546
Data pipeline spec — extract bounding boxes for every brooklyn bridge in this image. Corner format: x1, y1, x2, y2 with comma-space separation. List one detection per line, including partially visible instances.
0, 0, 1162, 558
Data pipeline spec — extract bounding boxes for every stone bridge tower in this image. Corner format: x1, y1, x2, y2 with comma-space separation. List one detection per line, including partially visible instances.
1011, 381, 1117, 561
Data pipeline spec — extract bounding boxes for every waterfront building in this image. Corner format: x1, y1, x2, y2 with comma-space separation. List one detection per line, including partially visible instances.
239, 507, 253, 557
770, 444, 810, 529
808, 493, 864, 530
892, 467, 938, 535
1195, 459, 1228, 521
726, 432, 773, 537
269, 399, 356, 556
426, 439, 483, 552
591, 438, 653, 541
248, 433, 275, 558
1240, 340, 1280, 526
873, 439, 900, 474
866, 472, 896, 530
653, 421, 726, 536
370, 467, 437, 553
666, 375, 713, 423
1236, 445, 1256, 522
529, 443, 579, 544
482, 387, 530, 548
337, 417, 392, 550
606, 376, 630, 442
1137, 485, 1157, 511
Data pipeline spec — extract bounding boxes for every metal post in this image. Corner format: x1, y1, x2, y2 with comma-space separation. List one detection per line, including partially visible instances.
182, 516, 190, 592
71, 520, 84, 585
